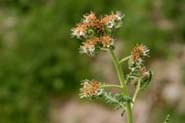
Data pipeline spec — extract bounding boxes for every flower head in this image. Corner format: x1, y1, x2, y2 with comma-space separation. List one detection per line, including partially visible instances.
99, 35, 114, 48
83, 12, 97, 23
131, 44, 149, 62
91, 80, 100, 95
101, 11, 123, 29
80, 79, 103, 98
71, 23, 88, 39
79, 37, 99, 55
83, 12, 105, 34
82, 81, 91, 97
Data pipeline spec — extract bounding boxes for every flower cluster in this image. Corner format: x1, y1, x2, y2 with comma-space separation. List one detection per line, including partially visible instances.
71, 11, 124, 56
79, 79, 103, 98
127, 44, 152, 87
79, 36, 114, 55
128, 44, 149, 73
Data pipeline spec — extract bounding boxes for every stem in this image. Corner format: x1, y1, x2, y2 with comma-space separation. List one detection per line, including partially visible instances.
109, 49, 126, 88
119, 56, 131, 63
131, 79, 141, 109
101, 84, 122, 89
109, 49, 133, 123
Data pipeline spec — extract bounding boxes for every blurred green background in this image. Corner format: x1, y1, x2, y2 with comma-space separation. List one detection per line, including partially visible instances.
0, 0, 184, 123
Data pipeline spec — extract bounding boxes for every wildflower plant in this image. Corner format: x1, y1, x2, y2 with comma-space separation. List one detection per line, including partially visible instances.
71, 11, 153, 123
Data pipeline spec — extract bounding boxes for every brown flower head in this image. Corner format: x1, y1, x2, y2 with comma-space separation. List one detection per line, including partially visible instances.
80, 37, 99, 55
80, 79, 102, 98
83, 12, 97, 23
83, 12, 105, 34
131, 44, 149, 62
91, 80, 100, 95
101, 15, 116, 25
101, 11, 123, 29
82, 81, 91, 97
71, 23, 88, 39
99, 35, 114, 48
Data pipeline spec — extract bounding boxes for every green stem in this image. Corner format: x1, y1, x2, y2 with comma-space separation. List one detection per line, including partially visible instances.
101, 84, 122, 89
109, 49, 126, 88
131, 79, 141, 109
109, 49, 133, 123
119, 56, 131, 63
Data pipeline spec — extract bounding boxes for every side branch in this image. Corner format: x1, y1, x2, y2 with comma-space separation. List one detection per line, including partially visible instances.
101, 84, 122, 89
119, 56, 131, 63
131, 78, 141, 108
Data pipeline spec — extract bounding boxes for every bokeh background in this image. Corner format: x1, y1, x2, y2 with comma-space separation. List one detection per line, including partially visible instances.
0, 0, 184, 123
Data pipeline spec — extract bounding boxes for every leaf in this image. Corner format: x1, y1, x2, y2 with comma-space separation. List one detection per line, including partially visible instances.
104, 92, 119, 105
102, 92, 133, 117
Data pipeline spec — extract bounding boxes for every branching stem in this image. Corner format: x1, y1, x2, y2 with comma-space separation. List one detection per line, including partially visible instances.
109, 48, 133, 123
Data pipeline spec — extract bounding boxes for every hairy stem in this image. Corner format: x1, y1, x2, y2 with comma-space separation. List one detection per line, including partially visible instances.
109, 48, 133, 123
101, 84, 122, 89
119, 56, 131, 63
